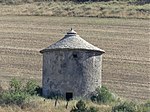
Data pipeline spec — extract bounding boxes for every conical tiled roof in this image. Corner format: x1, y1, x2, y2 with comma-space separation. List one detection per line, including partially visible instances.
40, 29, 105, 53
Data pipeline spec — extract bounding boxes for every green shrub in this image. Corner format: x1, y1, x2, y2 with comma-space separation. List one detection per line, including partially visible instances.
0, 78, 38, 106
10, 78, 22, 92
70, 100, 99, 112
24, 80, 38, 95
112, 101, 137, 112
91, 86, 115, 104
0, 91, 28, 105
71, 100, 88, 112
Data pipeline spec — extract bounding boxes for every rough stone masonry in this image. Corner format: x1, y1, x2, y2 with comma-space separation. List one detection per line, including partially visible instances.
40, 29, 105, 98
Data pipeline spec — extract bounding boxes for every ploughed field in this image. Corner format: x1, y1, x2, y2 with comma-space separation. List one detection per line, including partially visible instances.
0, 16, 149, 100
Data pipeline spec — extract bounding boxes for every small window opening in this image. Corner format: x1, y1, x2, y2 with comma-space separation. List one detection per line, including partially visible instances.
66, 92, 73, 101
73, 54, 78, 58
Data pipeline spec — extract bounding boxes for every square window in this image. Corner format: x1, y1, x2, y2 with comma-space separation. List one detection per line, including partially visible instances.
73, 54, 78, 58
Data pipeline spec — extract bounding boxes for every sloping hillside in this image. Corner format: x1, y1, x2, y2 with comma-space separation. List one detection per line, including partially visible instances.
0, 16, 149, 101
0, 1, 150, 19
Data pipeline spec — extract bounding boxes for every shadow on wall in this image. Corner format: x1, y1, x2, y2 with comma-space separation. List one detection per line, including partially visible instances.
35, 86, 43, 96
35, 87, 64, 99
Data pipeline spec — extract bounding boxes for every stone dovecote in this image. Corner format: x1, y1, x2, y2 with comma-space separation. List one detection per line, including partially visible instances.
40, 29, 105, 98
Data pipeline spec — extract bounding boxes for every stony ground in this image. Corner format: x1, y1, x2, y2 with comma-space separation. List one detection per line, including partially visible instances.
0, 16, 149, 101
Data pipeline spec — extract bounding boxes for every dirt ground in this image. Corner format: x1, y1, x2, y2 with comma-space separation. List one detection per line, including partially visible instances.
0, 16, 149, 101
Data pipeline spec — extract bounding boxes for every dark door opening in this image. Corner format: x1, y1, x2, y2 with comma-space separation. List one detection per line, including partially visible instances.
66, 92, 73, 101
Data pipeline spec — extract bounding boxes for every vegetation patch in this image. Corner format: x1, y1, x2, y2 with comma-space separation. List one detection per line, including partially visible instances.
91, 86, 116, 104
0, 78, 38, 106
71, 100, 99, 112
112, 101, 137, 112
0, 0, 149, 19
112, 101, 150, 112
0, 79, 150, 112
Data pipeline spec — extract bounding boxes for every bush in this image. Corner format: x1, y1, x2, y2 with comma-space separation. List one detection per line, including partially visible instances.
0, 91, 28, 105
70, 100, 99, 112
0, 78, 38, 106
91, 86, 115, 104
112, 102, 137, 112
10, 78, 22, 92
24, 80, 38, 95
71, 100, 88, 112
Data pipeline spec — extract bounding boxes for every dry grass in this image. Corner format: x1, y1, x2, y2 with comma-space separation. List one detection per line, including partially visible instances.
0, 97, 111, 112
0, 16, 149, 101
0, 1, 150, 19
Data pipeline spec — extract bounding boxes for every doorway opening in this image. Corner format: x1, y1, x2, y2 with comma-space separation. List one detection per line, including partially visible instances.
66, 92, 73, 101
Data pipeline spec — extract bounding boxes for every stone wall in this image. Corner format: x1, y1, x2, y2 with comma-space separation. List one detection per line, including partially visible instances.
42, 50, 102, 98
